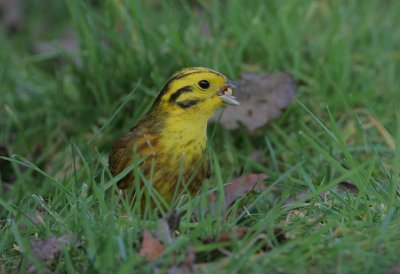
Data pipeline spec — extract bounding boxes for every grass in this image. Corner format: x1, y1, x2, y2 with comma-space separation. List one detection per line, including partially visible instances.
1, 0, 400, 273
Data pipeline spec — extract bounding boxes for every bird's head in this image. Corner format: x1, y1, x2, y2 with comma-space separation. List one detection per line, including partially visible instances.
152, 67, 239, 117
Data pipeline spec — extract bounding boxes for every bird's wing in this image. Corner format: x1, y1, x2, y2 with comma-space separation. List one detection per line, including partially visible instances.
108, 132, 138, 176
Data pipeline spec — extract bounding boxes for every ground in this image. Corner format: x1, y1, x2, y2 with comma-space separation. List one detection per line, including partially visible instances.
0, 1, 400, 273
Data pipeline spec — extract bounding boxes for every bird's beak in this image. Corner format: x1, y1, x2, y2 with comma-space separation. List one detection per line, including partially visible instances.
218, 79, 240, 106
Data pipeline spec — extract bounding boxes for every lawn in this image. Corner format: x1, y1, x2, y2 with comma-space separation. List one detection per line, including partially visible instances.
1, 0, 400, 273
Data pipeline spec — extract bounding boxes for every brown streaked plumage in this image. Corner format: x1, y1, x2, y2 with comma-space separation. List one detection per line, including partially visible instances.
108, 67, 239, 207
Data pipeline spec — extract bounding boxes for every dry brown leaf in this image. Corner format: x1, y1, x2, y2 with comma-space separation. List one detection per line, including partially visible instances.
212, 72, 296, 130
140, 211, 185, 263
139, 229, 165, 262
25, 234, 80, 274
138, 212, 196, 271
207, 173, 268, 212
393, 265, 400, 274
29, 234, 79, 261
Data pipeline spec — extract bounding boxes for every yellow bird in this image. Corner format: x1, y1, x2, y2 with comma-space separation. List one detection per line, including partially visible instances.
108, 67, 239, 207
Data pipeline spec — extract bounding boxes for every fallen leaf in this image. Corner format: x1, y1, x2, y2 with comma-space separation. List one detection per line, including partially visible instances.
139, 229, 165, 262
140, 211, 185, 263
138, 212, 196, 273
29, 234, 79, 261
212, 72, 296, 130
393, 265, 400, 274
207, 173, 268, 212
25, 234, 81, 274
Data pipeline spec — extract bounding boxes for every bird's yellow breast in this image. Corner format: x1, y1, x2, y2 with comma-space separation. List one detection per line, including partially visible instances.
160, 114, 208, 163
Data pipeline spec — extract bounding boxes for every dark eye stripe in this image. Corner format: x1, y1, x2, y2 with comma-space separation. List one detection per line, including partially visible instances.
169, 86, 193, 102
177, 99, 202, 109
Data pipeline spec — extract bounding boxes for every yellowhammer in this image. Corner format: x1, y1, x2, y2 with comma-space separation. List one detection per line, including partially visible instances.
108, 67, 239, 206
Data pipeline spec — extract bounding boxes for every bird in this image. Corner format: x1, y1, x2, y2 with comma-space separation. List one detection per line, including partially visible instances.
108, 67, 239, 208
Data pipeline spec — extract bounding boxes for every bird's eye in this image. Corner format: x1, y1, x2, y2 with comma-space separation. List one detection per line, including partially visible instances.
198, 80, 210, 89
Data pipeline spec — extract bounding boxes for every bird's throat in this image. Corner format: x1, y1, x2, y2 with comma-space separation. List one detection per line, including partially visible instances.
160, 115, 208, 159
